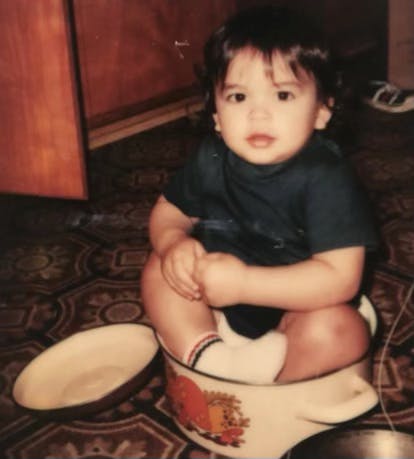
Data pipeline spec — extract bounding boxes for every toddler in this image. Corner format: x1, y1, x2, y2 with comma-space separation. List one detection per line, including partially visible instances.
141, 5, 377, 383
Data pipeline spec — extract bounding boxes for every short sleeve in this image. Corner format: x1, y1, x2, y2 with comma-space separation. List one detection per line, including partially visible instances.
305, 159, 378, 254
163, 149, 203, 217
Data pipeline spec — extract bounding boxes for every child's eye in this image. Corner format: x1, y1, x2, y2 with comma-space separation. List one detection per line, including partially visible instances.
227, 93, 246, 102
277, 91, 294, 101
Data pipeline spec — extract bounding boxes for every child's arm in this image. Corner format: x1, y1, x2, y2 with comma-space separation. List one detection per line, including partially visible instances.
149, 195, 204, 300
194, 246, 364, 311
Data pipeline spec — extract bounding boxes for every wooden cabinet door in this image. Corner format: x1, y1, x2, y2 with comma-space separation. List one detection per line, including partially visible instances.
0, 0, 88, 199
74, 0, 237, 128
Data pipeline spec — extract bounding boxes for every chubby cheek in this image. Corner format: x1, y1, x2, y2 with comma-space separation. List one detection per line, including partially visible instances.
212, 108, 229, 132
213, 112, 240, 141
217, 128, 238, 151
213, 116, 232, 140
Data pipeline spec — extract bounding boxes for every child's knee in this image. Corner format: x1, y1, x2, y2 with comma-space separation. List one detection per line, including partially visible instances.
287, 304, 370, 358
141, 251, 162, 284
140, 252, 165, 310
308, 304, 370, 357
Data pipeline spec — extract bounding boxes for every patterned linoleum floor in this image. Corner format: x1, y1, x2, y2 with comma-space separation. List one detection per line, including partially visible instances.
0, 107, 413, 458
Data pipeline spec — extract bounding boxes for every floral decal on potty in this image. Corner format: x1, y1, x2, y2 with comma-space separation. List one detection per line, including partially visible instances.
165, 363, 250, 447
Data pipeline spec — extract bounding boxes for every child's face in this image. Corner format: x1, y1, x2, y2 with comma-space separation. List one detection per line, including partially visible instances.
213, 48, 332, 165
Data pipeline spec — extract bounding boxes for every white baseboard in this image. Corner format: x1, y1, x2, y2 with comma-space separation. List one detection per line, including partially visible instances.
88, 95, 203, 150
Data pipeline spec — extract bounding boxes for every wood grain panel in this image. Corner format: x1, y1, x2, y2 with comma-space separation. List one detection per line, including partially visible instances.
0, 0, 87, 199
74, 0, 236, 128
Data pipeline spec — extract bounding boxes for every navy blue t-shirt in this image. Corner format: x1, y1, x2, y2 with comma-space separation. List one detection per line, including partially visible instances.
163, 133, 378, 337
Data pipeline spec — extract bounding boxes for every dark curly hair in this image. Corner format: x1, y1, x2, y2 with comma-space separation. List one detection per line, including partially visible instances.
198, 5, 345, 137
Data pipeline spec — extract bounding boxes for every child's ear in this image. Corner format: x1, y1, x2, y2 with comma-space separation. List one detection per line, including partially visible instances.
212, 113, 221, 132
315, 99, 333, 130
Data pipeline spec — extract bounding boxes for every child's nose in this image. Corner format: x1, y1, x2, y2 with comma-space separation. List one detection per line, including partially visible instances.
248, 101, 271, 119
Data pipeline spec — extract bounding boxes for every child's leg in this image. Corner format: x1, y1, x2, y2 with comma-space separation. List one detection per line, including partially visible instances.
276, 303, 370, 382
141, 252, 286, 383
141, 252, 216, 358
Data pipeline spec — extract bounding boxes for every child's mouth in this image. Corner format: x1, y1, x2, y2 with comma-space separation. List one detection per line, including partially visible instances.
246, 134, 275, 148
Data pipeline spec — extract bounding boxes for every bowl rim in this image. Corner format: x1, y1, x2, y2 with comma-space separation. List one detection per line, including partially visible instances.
287, 426, 414, 458
12, 323, 160, 419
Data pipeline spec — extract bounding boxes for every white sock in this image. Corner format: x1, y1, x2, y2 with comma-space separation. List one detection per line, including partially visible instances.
183, 331, 287, 384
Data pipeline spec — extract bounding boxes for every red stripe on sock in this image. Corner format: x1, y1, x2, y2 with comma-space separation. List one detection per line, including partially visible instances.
186, 333, 221, 367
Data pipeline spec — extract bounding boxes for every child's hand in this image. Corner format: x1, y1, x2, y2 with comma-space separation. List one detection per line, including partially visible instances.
161, 237, 206, 300
194, 253, 247, 307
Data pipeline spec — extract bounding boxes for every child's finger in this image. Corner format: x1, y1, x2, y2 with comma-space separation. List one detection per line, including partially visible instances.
170, 264, 200, 299
193, 241, 206, 258
166, 274, 196, 300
